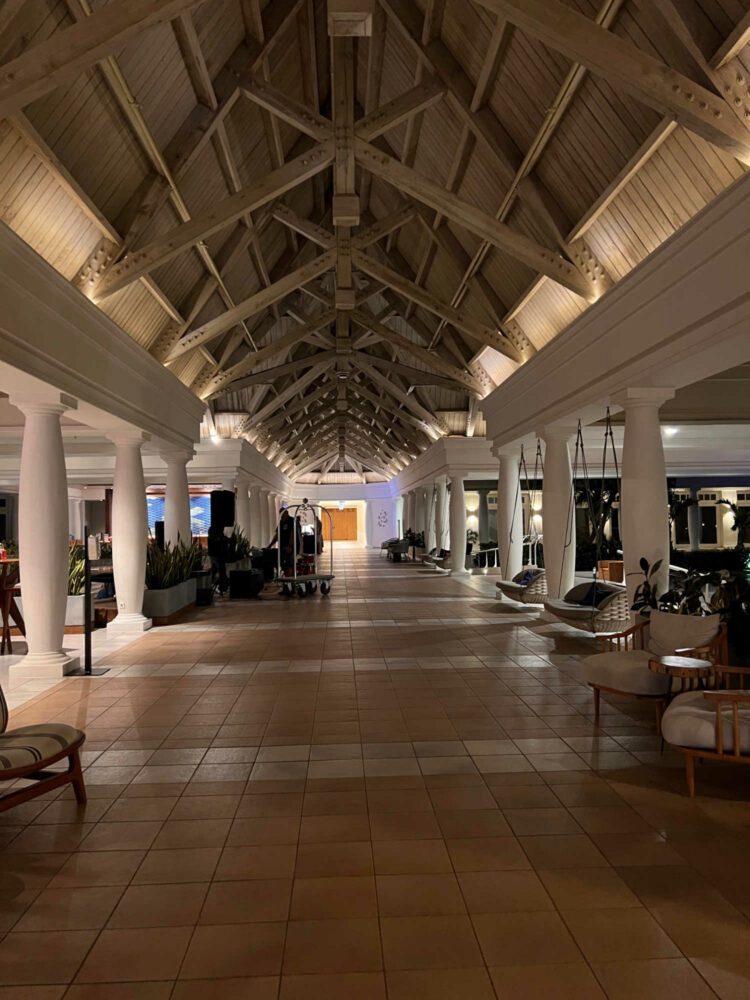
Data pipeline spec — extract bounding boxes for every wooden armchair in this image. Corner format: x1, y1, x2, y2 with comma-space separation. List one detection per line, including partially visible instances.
662, 665, 750, 796
583, 613, 727, 722
0, 686, 86, 812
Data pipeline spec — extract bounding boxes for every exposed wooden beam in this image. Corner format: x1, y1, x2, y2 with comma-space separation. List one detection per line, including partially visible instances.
353, 250, 522, 358
474, 0, 750, 164
359, 1, 387, 211
421, 0, 446, 44
354, 140, 595, 300
201, 310, 337, 398
0, 0, 205, 116
471, 15, 512, 111
170, 251, 337, 357
270, 204, 335, 248
351, 309, 482, 393
355, 79, 445, 140
245, 360, 336, 425
240, 78, 333, 140
711, 11, 750, 68
353, 357, 445, 434
352, 207, 417, 248
94, 142, 334, 298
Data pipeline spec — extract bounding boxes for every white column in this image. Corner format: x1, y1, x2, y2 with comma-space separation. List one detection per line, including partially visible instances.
449, 475, 469, 575
249, 485, 263, 547
235, 477, 252, 540
617, 388, 674, 605
414, 488, 426, 540
541, 426, 577, 600
259, 489, 270, 547
477, 489, 490, 543
424, 485, 436, 552
435, 478, 447, 553
108, 435, 151, 634
12, 395, 79, 677
496, 449, 523, 579
163, 450, 192, 547
363, 500, 372, 547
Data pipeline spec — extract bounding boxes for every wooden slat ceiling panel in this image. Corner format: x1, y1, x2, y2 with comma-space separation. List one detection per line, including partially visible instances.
1, 0, 748, 478
514, 280, 589, 350
193, 0, 245, 78
98, 283, 171, 351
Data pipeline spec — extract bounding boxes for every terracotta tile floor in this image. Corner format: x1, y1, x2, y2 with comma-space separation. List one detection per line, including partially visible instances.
1, 544, 749, 998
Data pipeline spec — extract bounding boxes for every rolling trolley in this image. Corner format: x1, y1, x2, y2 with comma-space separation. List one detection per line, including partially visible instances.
277, 499, 335, 597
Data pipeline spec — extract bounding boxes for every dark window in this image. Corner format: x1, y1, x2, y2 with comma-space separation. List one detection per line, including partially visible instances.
700, 506, 717, 545
674, 505, 690, 546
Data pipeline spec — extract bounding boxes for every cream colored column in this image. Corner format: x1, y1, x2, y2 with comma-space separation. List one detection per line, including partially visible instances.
449, 475, 469, 575
434, 478, 448, 553
12, 394, 79, 676
259, 489, 270, 547
424, 484, 436, 552
163, 450, 192, 547
414, 487, 426, 541
363, 500, 372, 547
235, 476, 252, 541
497, 448, 522, 579
249, 485, 263, 547
108, 434, 151, 634
267, 492, 278, 538
541, 426, 577, 600
617, 388, 674, 605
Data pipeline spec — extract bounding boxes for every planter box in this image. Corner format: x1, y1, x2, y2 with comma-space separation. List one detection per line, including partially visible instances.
16, 594, 93, 633
142, 578, 197, 623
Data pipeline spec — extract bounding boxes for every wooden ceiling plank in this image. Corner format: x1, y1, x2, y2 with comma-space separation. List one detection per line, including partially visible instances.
0, 0, 205, 116
94, 141, 335, 298
355, 79, 445, 141
360, 1, 387, 211
474, 0, 750, 164
354, 139, 595, 299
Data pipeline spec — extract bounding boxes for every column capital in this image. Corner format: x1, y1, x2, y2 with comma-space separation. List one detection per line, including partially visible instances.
107, 428, 150, 449
613, 386, 675, 410
10, 390, 77, 417
161, 448, 193, 466
538, 424, 577, 443
492, 442, 520, 459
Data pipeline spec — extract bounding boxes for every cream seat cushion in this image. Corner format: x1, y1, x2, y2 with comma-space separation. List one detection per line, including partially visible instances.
583, 649, 670, 696
646, 610, 719, 657
0, 724, 84, 772
661, 690, 750, 754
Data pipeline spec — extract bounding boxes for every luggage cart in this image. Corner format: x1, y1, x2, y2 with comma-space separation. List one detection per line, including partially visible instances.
277, 499, 334, 597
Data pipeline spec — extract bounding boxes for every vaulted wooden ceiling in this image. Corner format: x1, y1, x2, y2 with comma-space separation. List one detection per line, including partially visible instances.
0, 0, 748, 482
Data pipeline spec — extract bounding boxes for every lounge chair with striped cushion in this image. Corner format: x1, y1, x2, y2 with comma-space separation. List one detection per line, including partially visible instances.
0, 686, 86, 812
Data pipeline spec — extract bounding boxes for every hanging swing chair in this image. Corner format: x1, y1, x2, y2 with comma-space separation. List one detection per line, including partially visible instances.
496, 442, 548, 605
543, 411, 631, 635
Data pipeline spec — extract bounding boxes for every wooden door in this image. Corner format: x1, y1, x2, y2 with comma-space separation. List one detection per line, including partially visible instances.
321, 507, 358, 541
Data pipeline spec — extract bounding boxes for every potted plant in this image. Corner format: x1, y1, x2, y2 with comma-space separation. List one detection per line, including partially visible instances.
710, 571, 750, 666
466, 528, 478, 557
143, 540, 202, 622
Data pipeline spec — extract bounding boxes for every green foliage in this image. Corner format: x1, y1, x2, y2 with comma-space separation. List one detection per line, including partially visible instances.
225, 528, 252, 563
99, 541, 112, 559
0, 539, 18, 558
404, 528, 425, 549
466, 528, 479, 544
68, 545, 86, 596
145, 540, 203, 590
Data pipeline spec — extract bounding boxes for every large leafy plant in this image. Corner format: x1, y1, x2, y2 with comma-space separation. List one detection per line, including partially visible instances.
145, 541, 202, 590
225, 528, 252, 562
68, 544, 86, 596
716, 500, 750, 550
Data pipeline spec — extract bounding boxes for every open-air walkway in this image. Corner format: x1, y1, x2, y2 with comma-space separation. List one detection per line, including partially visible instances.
0, 545, 748, 999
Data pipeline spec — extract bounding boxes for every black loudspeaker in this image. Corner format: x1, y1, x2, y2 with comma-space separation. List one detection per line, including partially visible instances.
210, 489, 235, 529
154, 520, 165, 549
229, 569, 264, 599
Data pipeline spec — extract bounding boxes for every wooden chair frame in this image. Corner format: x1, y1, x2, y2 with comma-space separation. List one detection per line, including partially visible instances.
0, 736, 87, 812
666, 664, 750, 797
588, 621, 728, 725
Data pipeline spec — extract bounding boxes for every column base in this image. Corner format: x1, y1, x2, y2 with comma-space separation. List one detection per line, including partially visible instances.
9, 651, 81, 681
107, 613, 152, 635
450, 567, 471, 577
